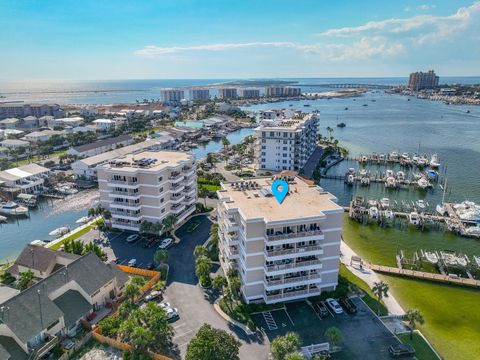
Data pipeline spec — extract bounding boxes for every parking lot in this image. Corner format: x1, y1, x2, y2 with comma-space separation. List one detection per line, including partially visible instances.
252, 297, 405, 360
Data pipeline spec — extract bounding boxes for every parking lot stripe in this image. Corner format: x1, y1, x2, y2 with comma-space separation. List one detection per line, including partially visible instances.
284, 307, 295, 326
323, 301, 335, 318
262, 311, 278, 331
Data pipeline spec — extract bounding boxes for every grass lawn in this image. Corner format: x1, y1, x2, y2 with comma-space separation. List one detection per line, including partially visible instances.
397, 332, 440, 360
198, 183, 221, 192
14, 149, 68, 166
342, 215, 480, 360
47, 219, 102, 250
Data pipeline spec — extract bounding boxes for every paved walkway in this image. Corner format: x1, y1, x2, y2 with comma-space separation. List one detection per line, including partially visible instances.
340, 241, 405, 315
215, 162, 241, 181
301, 146, 323, 178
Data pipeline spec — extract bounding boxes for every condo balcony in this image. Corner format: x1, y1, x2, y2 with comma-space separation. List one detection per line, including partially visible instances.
266, 229, 323, 242
108, 190, 140, 199
264, 286, 320, 303
264, 244, 322, 259
169, 173, 184, 182
111, 220, 140, 231
265, 258, 322, 273
107, 178, 139, 187
265, 273, 321, 288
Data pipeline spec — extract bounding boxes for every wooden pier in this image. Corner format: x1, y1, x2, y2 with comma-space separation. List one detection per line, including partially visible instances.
369, 264, 480, 288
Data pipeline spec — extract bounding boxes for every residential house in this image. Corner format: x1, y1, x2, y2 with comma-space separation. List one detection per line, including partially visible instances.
67, 135, 133, 157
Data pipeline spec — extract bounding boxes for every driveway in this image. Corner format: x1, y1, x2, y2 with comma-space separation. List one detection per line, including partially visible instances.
164, 215, 270, 360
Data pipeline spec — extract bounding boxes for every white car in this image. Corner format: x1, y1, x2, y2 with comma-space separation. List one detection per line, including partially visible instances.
126, 234, 140, 243
158, 302, 171, 310
165, 307, 179, 321
158, 238, 173, 249
325, 298, 344, 314
145, 290, 162, 302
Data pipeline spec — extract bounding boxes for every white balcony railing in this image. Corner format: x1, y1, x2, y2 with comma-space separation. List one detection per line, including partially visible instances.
266, 229, 323, 242
265, 273, 321, 287
265, 244, 322, 258
265, 259, 321, 273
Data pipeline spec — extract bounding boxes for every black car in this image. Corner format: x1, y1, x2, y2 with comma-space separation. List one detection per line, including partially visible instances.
145, 262, 155, 270
313, 302, 329, 318
388, 344, 415, 358
339, 297, 357, 314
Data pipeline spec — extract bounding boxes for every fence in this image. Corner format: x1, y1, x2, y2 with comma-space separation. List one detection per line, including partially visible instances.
57, 332, 93, 360
117, 265, 161, 297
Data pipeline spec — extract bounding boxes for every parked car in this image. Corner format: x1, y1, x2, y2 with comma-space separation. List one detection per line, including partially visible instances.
145, 290, 162, 302
126, 234, 140, 243
388, 344, 415, 358
158, 237, 173, 249
165, 307, 179, 321
313, 302, 329, 318
325, 298, 344, 314
159, 302, 171, 310
145, 262, 155, 270
127, 259, 137, 267
62, 340, 74, 351
339, 297, 357, 314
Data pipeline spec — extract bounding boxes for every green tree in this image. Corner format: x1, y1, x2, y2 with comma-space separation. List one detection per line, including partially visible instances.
212, 275, 228, 293
99, 316, 121, 337
221, 136, 231, 149
285, 353, 305, 360
372, 281, 389, 314
228, 275, 241, 301
63, 239, 85, 255
193, 245, 209, 259
124, 282, 141, 301
405, 309, 425, 339
161, 214, 178, 235
198, 186, 208, 207
324, 326, 343, 347
84, 242, 107, 261
270, 332, 302, 360
17, 270, 34, 290
186, 324, 241, 360
195, 256, 212, 286
154, 249, 169, 266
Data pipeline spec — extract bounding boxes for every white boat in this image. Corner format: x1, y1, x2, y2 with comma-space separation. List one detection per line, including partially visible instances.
367, 199, 378, 208
436, 204, 447, 216
0, 215, 7, 222
380, 198, 390, 209
347, 168, 356, 174
385, 169, 395, 178
361, 155, 368, 163
396, 171, 405, 181
409, 212, 420, 226
369, 207, 379, 220
416, 200, 427, 210
430, 154, 440, 168
465, 225, 480, 236
389, 151, 399, 161
49, 226, 70, 238
385, 177, 397, 188
412, 172, 423, 180
379, 154, 386, 162
346, 174, 354, 185
359, 169, 368, 177
417, 178, 430, 189
0, 202, 29, 216
56, 186, 79, 195
76, 216, 90, 225
383, 210, 394, 220
424, 251, 439, 264
360, 177, 370, 186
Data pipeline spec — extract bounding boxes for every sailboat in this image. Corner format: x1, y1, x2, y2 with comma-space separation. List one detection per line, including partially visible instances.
436, 179, 448, 216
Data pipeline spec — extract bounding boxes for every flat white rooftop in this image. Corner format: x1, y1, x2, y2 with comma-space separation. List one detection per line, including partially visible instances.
99, 151, 193, 173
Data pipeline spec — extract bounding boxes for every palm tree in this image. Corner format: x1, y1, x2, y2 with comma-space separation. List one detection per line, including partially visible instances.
324, 327, 343, 348
405, 309, 425, 339
195, 256, 211, 286
221, 136, 230, 149
372, 281, 389, 314
326, 126, 334, 141
193, 245, 209, 259
154, 249, 169, 266
162, 214, 178, 235
198, 186, 208, 207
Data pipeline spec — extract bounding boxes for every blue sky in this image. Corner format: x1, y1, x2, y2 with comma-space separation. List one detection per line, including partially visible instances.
0, 0, 479, 79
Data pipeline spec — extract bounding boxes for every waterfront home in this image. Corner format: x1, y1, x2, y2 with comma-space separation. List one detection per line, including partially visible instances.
71, 137, 175, 180
47, 116, 84, 128
0, 163, 50, 194
0, 118, 21, 129
22, 130, 64, 143
0, 129, 25, 140
0, 252, 129, 360
92, 118, 115, 131
0, 139, 30, 150
216, 173, 343, 304
67, 134, 133, 157
96, 150, 197, 232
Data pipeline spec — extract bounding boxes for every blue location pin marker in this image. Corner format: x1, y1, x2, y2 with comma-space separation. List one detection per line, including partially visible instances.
271, 180, 289, 204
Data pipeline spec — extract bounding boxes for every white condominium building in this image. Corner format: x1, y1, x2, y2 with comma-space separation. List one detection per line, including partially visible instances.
255, 111, 319, 171
217, 88, 237, 99
160, 89, 185, 104
239, 89, 260, 98
217, 175, 343, 304
189, 89, 210, 100
97, 151, 197, 232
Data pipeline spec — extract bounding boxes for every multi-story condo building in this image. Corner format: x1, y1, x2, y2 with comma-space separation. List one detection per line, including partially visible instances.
255, 111, 319, 171
0, 103, 63, 120
284, 87, 302, 97
217, 175, 343, 304
239, 89, 260, 99
265, 86, 285, 98
160, 89, 185, 105
189, 89, 210, 100
408, 70, 439, 91
217, 88, 237, 99
97, 151, 197, 232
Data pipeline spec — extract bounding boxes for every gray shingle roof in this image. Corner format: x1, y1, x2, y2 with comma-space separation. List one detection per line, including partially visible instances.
7, 245, 79, 274
0, 252, 125, 344
71, 135, 132, 153
0, 336, 28, 360
53, 290, 92, 328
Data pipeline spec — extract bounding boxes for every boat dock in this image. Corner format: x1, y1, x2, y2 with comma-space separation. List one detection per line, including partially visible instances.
369, 264, 480, 288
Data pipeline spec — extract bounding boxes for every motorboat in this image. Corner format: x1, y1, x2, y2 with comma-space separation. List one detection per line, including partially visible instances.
345, 174, 354, 185
409, 212, 420, 226
76, 216, 90, 225
396, 171, 405, 181
465, 225, 480, 236
380, 198, 390, 209
401, 152, 410, 161
385, 177, 397, 188
0, 215, 7, 222
417, 178, 430, 189
388, 151, 399, 161
0, 202, 29, 216
412, 172, 423, 180
360, 177, 370, 186
379, 154, 386, 162
347, 168, 356, 175
383, 210, 394, 220
369, 207, 379, 220
367, 199, 378, 208
385, 169, 395, 178
425, 169, 438, 181
417, 156, 429, 167
436, 204, 448, 216
430, 154, 440, 168
423, 251, 439, 264
49, 226, 70, 238
416, 200, 427, 210
55, 185, 79, 195
359, 169, 368, 177
361, 155, 368, 163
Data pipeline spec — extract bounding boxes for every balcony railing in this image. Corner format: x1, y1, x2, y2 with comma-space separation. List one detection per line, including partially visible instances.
110, 210, 142, 218
266, 229, 323, 241
265, 273, 321, 286
265, 244, 322, 257
111, 220, 140, 229
108, 178, 139, 186
109, 190, 140, 197
32, 336, 59, 360
265, 287, 319, 302
265, 259, 321, 272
